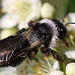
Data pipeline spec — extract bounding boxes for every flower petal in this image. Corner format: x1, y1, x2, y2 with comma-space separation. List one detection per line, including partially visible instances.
1, 0, 42, 29
50, 70, 64, 75
1, 28, 18, 39
0, 67, 17, 75
66, 63, 75, 75
41, 3, 56, 19
65, 50, 75, 59
69, 13, 75, 22
67, 13, 75, 31
18, 21, 29, 29
30, 0, 42, 20
17, 0, 41, 22
0, 14, 18, 29
17, 59, 38, 75
52, 61, 59, 70
1, 0, 16, 13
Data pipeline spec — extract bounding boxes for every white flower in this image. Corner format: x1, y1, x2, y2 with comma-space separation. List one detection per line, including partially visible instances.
66, 63, 75, 75
17, 51, 52, 75
1, 0, 41, 29
0, 14, 18, 29
41, 3, 56, 19
17, 51, 65, 75
49, 70, 64, 75
0, 28, 18, 39
0, 72, 17, 75
52, 61, 59, 70
67, 13, 75, 31
17, 59, 38, 75
69, 13, 75, 22
0, 67, 17, 75
65, 50, 75, 59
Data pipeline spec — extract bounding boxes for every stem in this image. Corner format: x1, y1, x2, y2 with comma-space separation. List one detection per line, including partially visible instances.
59, 61, 66, 74
59, 56, 75, 75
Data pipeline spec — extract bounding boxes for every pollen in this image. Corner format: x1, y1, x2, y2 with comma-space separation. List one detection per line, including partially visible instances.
65, 18, 72, 26
26, 60, 29, 64
38, 62, 41, 66
43, 57, 48, 60
38, 67, 42, 71
25, 66, 28, 69
20, 70, 24, 74
65, 18, 69, 22
41, 71, 44, 75
26, 72, 28, 75
33, 65, 38, 74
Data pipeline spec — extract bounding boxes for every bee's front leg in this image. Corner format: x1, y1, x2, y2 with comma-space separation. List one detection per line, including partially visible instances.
41, 47, 65, 62
40, 41, 65, 61
50, 49, 66, 62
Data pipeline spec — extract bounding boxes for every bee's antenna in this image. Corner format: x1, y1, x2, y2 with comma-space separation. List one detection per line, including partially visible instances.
65, 22, 75, 26
62, 4, 71, 23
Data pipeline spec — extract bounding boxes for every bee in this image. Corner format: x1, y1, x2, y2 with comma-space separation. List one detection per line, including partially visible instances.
0, 8, 75, 67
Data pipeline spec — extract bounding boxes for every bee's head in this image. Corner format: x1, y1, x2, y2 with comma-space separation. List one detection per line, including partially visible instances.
52, 19, 69, 47
52, 19, 68, 39
40, 19, 69, 47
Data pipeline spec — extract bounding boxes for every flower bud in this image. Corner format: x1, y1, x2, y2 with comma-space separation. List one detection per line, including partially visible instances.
41, 3, 56, 19
66, 63, 75, 75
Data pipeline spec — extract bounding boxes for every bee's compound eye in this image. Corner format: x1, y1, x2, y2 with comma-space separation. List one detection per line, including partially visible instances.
59, 27, 67, 38
56, 23, 68, 39
52, 19, 68, 39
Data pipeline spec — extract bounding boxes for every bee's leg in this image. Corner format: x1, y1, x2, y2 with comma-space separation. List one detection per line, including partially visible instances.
40, 41, 50, 57
26, 48, 38, 60
16, 28, 26, 35
49, 49, 65, 62
61, 38, 69, 47
41, 47, 65, 62
40, 33, 52, 56
49, 49, 58, 60
40, 47, 50, 57
41, 40, 65, 61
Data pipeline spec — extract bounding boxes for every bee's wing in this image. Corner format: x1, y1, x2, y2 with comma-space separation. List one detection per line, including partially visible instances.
0, 29, 31, 66
13, 38, 45, 59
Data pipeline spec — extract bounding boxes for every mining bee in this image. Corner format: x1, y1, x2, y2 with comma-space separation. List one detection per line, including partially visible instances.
0, 7, 75, 67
